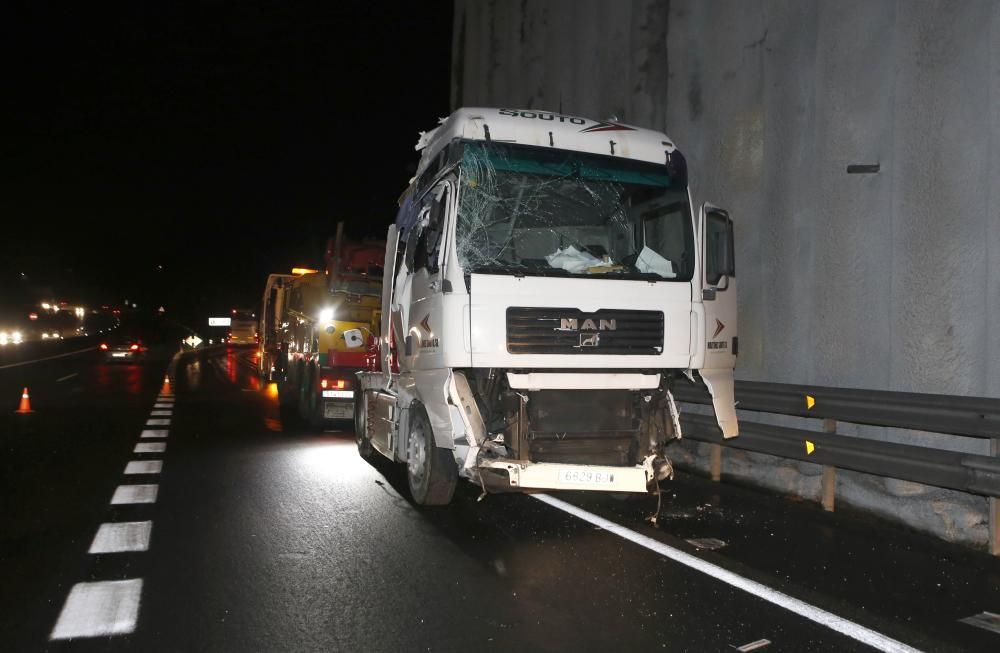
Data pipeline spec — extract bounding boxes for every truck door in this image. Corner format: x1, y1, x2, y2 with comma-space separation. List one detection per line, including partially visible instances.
699, 203, 739, 437
401, 181, 452, 370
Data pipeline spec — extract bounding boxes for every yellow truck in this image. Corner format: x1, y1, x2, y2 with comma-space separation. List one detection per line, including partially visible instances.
259, 225, 384, 424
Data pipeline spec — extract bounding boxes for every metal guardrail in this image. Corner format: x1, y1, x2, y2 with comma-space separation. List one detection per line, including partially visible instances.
672, 380, 1000, 439
673, 379, 1000, 553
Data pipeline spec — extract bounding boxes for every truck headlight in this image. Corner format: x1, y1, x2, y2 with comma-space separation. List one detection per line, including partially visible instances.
319, 307, 334, 323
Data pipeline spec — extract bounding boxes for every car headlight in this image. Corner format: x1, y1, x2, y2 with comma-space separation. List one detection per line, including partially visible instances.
12, 331, 22, 344
318, 307, 334, 323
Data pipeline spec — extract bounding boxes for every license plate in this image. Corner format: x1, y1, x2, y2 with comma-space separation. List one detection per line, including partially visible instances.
557, 469, 616, 486
322, 390, 354, 399
324, 403, 353, 419
112, 352, 127, 357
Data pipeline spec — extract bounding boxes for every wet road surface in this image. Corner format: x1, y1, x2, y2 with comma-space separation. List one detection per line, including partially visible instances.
2, 347, 998, 651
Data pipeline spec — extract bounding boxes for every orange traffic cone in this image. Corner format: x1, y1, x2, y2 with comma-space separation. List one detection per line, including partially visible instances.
15, 387, 33, 414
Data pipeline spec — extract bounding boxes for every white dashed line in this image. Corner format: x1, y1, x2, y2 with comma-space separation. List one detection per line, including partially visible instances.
134, 442, 166, 453
149, 410, 172, 416
153, 403, 172, 408
50, 579, 143, 639
56, 372, 79, 382
140, 429, 168, 439
110, 484, 158, 505
89, 521, 152, 553
533, 494, 922, 653
124, 460, 162, 475
145, 418, 170, 426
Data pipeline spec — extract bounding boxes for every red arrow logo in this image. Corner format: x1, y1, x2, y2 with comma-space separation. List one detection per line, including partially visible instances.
712, 319, 725, 338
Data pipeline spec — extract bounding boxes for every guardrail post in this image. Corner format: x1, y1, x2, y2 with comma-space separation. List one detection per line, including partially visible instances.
710, 444, 722, 482
821, 419, 837, 512
992, 438, 999, 556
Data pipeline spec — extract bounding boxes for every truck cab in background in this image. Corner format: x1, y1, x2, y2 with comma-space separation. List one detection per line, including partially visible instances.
357, 108, 738, 505
258, 225, 385, 424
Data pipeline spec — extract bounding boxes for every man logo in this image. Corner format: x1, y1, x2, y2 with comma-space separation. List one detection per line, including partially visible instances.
579, 333, 600, 347
559, 318, 617, 331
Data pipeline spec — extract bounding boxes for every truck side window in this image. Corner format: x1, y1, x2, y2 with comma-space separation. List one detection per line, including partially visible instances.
705, 211, 735, 285
414, 186, 449, 273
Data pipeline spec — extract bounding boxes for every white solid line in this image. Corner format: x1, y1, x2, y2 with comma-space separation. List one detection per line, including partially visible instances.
140, 429, 168, 439
146, 418, 170, 426
0, 346, 98, 371
89, 521, 152, 553
124, 460, 162, 475
532, 494, 922, 653
56, 372, 79, 382
149, 410, 172, 416
50, 579, 142, 639
110, 484, 158, 505
134, 442, 166, 453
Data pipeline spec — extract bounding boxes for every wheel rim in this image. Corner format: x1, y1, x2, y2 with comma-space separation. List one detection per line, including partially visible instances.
407, 420, 428, 488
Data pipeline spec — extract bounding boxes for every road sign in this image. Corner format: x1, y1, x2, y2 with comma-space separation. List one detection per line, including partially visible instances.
184, 335, 203, 348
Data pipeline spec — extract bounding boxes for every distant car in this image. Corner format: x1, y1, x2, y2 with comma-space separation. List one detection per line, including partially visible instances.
100, 337, 147, 362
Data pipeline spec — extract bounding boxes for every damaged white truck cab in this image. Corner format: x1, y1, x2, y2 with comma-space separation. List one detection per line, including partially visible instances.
356, 107, 738, 505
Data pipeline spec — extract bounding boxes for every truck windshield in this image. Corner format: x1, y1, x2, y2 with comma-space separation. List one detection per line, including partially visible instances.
455, 141, 694, 281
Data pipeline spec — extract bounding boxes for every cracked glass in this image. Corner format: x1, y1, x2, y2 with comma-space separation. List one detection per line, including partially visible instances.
455, 141, 693, 281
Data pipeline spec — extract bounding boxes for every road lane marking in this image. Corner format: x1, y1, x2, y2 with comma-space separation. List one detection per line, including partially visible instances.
125, 460, 162, 475
0, 346, 99, 371
134, 442, 166, 453
149, 410, 172, 416
56, 372, 79, 382
146, 418, 170, 426
140, 429, 168, 438
50, 579, 142, 639
89, 521, 152, 553
153, 403, 172, 408
110, 484, 158, 505
532, 494, 922, 653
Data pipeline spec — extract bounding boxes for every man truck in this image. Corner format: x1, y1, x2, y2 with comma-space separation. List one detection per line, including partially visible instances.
356, 108, 739, 505
259, 225, 384, 424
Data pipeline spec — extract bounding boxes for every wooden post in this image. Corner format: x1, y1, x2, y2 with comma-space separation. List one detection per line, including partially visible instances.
710, 444, 722, 482
821, 419, 837, 512
991, 438, 999, 556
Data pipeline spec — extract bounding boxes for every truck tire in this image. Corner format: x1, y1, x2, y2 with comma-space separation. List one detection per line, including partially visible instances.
355, 390, 374, 459
406, 404, 457, 506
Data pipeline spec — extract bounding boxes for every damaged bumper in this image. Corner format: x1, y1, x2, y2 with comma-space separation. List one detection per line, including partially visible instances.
477, 458, 656, 493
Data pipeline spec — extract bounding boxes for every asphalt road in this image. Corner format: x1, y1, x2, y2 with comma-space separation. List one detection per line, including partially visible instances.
1, 347, 998, 652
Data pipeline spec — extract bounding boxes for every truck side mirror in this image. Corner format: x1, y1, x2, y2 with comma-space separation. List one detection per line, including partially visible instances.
705, 209, 735, 286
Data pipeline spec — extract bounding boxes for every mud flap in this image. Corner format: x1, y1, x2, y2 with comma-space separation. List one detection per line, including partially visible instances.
700, 369, 739, 438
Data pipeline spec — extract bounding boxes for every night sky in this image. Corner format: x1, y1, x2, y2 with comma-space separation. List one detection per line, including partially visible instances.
3, 2, 453, 322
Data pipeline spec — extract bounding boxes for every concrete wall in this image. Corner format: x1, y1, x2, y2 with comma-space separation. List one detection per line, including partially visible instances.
452, 0, 1000, 547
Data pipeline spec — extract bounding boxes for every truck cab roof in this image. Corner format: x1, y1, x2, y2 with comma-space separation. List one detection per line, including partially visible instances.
415, 107, 681, 178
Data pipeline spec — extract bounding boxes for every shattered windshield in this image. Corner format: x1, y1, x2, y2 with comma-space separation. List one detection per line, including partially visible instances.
456, 141, 694, 280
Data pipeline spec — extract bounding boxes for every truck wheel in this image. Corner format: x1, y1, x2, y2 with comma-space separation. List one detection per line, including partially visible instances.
355, 390, 374, 459
406, 404, 457, 506
298, 364, 313, 421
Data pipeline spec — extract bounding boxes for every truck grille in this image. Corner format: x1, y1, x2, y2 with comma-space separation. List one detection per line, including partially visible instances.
506, 307, 664, 355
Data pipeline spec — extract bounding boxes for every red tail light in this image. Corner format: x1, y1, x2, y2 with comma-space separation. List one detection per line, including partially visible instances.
130, 344, 139, 351
321, 378, 347, 390
100, 343, 108, 350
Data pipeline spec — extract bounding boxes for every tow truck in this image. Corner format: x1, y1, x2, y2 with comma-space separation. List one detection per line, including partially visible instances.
259, 224, 384, 424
